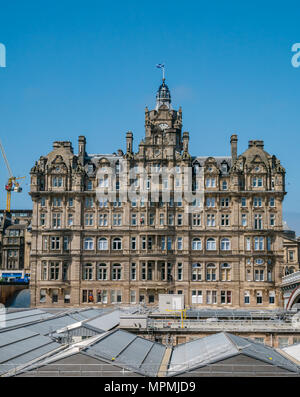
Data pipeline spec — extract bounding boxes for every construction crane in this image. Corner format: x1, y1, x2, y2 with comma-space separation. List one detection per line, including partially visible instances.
0, 140, 25, 212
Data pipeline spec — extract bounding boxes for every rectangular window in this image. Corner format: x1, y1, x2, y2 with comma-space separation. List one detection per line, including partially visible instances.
254, 237, 264, 251
51, 237, 60, 250
52, 213, 61, 228
270, 213, 275, 226
278, 337, 289, 348
40, 213, 46, 226
241, 197, 247, 207
177, 237, 183, 250
177, 263, 183, 280
207, 214, 215, 227
244, 291, 250, 304
220, 197, 230, 207
131, 213, 137, 226
206, 197, 215, 207
192, 290, 203, 304
63, 236, 69, 251
289, 251, 295, 261
113, 214, 122, 226
99, 214, 108, 226
85, 197, 94, 208
40, 289, 46, 303
68, 213, 73, 226
269, 291, 275, 304
269, 197, 275, 207
253, 197, 262, 207
168, 213, 174, 225
177, 214, 183, 225
52, 177, 63, 187
52, 291, 58, 304
246, 237, 251, 251
131, 237, 136, 250
85, 213, 94, 226
131, 264, 136, 280
254, 214, 263, 230
221, 291, 232, 304
82, 290, 87, 303
256, 291, 262, 304
255, 269, 264, 281
267, 237, 272, 251
53, 197, 62, 207
149, 213, 155, 225
221, 214, 230, 226
130, 290, 136, 304
193, 214, 201, 226
160, 213, 164, 225
242, 214, 247, 227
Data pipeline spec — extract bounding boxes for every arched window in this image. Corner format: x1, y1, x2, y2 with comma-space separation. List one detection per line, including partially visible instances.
192, 238, 202, 250
221, 263, 231, 281
112, 263, 122, 280
97, 263, 107, 280
83, 263, 93, 280
206, 263, 216, 281
112, 237, 122, 250
84, 237, 94, 250
206, 238, 216, 251
220, 238, 231, 251
192, 263, 202, 281
98, 237, 108, 250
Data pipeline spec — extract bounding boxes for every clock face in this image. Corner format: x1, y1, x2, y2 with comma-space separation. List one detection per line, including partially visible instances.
159, 123, 169, 130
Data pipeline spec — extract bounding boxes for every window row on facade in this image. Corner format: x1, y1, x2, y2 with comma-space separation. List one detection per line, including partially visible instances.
39, 194, 278, 208
41, 234, 273, 253
48, 173, 278, 193
39, 287, 277, 306
39, 261, 274, 283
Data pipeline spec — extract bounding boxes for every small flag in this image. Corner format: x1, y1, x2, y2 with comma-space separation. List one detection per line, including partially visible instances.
156, 63, 164, 69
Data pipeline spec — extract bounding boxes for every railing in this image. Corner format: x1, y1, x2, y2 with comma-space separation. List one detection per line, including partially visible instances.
146, 318, 300, 332
281, 271, 300, 286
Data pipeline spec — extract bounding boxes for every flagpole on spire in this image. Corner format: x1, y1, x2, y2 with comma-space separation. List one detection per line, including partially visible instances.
156, 63, 165, 82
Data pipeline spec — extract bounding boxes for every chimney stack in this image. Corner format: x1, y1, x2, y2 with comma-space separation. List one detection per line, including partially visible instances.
182, 131, 189, 152
230, 134, 238, 161
126, 131, 133, 154
78, 136, 86, 166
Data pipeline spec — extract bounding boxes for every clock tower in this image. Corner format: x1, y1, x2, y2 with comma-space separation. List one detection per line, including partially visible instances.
137, 78, 185, 161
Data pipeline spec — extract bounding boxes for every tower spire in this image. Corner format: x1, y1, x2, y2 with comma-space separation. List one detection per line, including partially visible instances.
155, 64, 171, 110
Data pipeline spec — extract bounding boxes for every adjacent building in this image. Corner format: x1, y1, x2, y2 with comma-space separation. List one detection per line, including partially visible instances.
0, 210, 32, 280
29, 78, 296, 308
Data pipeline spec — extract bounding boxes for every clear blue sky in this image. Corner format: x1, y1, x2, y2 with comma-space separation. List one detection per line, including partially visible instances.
0, 0, 299, 233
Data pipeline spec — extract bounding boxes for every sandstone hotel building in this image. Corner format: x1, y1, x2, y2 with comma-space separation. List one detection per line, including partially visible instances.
29, 78, 288, 308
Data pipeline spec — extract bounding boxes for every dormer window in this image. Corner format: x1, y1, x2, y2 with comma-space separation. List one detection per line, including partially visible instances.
206, 178, 216, 188
252, 177, 263, 187
87, 164, 94, 173
221, 163, 228, 172
52, 176, 63, 187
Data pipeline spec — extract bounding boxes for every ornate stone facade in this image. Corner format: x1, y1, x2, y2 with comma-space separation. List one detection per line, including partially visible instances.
29, 79, 288, 308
